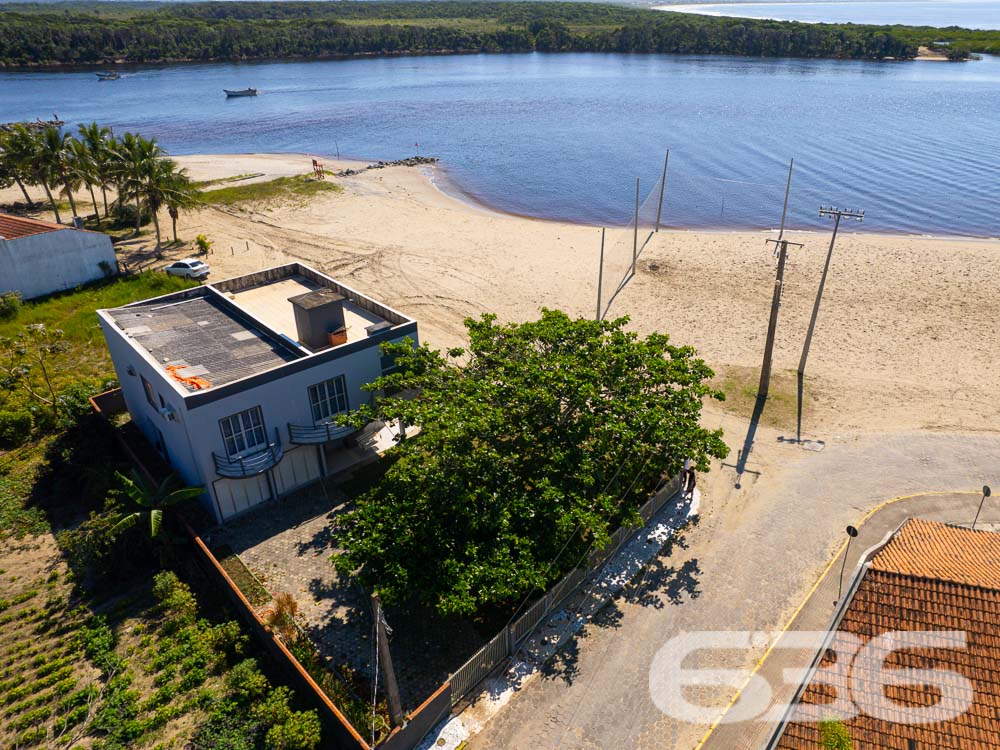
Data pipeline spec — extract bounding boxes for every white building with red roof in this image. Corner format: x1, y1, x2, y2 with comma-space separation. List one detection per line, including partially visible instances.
0, 213, 116, 299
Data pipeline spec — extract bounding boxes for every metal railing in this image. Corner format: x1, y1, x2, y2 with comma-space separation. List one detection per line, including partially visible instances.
213, 428, 283, 478
287, 421, 356, 445
448, 472, 685, 706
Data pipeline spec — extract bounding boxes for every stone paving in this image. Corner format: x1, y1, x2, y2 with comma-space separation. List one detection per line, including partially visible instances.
467, 424, 1000, 750
211, 480, 486, 712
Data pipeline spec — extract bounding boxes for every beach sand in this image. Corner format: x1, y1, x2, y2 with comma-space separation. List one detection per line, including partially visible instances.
4, 152, 998, 434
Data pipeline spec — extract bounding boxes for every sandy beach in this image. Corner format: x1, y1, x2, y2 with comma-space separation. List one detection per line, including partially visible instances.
5, 152, 999, 435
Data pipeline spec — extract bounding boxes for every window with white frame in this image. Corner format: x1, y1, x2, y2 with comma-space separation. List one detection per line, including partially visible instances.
219, 407, 267, 458
308, 376, 348, 423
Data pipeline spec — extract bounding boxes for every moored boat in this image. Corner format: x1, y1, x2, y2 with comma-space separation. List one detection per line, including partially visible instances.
224, 88, 258, 98
96, 71, 121, 80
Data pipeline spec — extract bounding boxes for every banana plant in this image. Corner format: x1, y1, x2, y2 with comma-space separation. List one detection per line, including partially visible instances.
110, 469, 203, 542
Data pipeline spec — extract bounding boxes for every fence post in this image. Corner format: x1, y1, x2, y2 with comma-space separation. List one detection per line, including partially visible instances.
506, 624, 515, 658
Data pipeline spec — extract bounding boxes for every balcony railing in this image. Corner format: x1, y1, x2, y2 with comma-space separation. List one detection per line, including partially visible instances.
213, 428, 283, 478
287, 421, 356, 445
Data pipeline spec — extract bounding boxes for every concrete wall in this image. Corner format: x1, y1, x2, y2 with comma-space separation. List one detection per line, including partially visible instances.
0, 229, 116, 299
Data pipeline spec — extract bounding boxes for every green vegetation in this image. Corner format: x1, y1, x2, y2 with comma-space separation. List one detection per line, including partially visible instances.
714, 365, 810, 429
6, 0, 1000, 65
819, 717, 853, 749
0, 552, 322, 748
0, 274, 196, 535
0, 121, 199, 250
334, 309, 729, 616
199, 174, 342, 208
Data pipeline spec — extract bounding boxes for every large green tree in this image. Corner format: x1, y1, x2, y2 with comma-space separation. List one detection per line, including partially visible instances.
334, 310, 728, 616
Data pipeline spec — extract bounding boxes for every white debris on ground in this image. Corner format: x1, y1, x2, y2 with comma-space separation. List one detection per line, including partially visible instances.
417, 488, 700, 750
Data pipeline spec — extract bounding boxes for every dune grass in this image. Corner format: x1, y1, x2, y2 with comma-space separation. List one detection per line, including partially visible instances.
198, 174, 342, 208
713, 365, 811, 430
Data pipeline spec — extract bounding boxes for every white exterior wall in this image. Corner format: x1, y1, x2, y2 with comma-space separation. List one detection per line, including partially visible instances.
99, 316, 205, 493
183, 343, 386, 520
102, 306, 415, 524
0, 229, 116, 299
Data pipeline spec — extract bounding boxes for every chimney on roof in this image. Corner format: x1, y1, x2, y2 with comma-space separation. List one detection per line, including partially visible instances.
289, 288, 347, 349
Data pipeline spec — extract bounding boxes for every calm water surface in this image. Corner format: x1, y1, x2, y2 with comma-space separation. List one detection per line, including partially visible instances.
1, 53, 998, 235
660, 0, 1000, 30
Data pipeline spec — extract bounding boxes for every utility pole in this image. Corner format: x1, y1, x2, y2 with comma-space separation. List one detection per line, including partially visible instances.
757, 238, 804, 400
797, 206, 864, 377
371, 594, 404, 727
632, 178, 640, 276
777, 158, 794, 241
596, 227, 605, 321
655, 149, 670, 232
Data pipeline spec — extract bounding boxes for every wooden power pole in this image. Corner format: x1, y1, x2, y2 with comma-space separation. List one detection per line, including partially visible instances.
798, 206, 864, 377
632, 178, 640, 276
371, 594, 404, 727
757, 238, 803, 400
655, 149, 670, 232
596, 227, 605, 321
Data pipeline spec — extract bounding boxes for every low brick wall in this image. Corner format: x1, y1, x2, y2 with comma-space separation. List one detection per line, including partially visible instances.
183, 517, 370, 750
378, 682, 453, 750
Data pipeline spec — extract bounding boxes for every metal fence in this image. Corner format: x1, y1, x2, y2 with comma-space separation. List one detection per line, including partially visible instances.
448, 472, 685, 706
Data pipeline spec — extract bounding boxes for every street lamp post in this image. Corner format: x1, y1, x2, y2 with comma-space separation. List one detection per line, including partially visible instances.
972, 485, 992, 531
836, 525, 859, 604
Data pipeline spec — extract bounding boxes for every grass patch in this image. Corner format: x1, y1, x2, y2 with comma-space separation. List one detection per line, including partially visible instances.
199, 174, 342, 207
0, 273, 198, 406
713, 365, 810, 430
214, 545, 272, 609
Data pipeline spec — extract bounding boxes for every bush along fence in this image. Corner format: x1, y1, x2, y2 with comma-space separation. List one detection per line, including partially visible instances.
91, 388, 686, 749
447, 471, 686, 705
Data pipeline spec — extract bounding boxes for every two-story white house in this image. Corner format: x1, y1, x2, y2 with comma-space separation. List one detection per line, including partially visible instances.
98, 263, 417, 524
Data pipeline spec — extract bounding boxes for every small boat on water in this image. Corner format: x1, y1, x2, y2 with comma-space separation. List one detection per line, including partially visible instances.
96, 71, 121, 80
224, 88, 258, 98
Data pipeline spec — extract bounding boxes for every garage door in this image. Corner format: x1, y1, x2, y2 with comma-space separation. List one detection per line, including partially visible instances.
213, 473, 272, 521
270, 446, 322, 496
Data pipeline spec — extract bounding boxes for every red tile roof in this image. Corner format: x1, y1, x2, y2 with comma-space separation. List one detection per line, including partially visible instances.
776, 519, 1000, 750
0, 213, 65, 240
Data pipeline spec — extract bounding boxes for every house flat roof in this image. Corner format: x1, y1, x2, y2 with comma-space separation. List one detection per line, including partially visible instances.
107, 294, 301, 391
101, 263, 416, 396
775, 519, 1000, 750
225, 275, 386, 350
0, 213, 65, 240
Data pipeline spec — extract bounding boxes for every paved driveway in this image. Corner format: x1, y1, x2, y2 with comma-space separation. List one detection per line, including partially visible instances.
468, 423, 1000, 750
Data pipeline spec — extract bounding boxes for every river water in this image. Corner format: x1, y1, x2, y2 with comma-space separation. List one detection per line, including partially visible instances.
659, 0, 1000, 30
2, 52, 998, 235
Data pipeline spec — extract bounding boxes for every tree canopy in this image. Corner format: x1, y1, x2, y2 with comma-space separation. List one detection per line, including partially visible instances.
334, 310, 728, 616
5, 0, 989, 66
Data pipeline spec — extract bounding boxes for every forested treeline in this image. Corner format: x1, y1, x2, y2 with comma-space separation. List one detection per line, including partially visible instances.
0, 1, 992, 67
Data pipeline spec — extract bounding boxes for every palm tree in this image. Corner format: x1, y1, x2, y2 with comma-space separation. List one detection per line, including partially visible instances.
109, 469, 204, 545
0, 127, 35, 205
112, 132, 155, 236
78, 122, 114, 219
35, 126, 79, 223
161, 164, 198, 246
69, 138, 100, 220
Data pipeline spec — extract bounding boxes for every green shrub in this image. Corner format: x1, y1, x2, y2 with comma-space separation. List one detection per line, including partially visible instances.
0, 291, 21, 321
225, 658, 269, 703
0, 410, 33, 448
195, 234, 213, 255
109, 201, 151, 230
152, 571, 197, 626
252, 686, 292, 728
190, 709, 258, 750
265, 711, 322, 750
